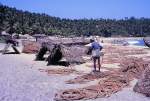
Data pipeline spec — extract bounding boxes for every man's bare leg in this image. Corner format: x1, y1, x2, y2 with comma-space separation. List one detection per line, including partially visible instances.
93, 57, 96, 72
98, 57, 101, 72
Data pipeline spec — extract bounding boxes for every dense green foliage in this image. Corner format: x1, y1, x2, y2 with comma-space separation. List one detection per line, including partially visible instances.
1, 4, 150, 37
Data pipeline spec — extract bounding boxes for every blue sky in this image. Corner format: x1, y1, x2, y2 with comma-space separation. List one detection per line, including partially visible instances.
1, 0, 150, 19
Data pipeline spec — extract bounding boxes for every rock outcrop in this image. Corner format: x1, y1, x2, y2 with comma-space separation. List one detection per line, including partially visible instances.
133, 66, 150, 97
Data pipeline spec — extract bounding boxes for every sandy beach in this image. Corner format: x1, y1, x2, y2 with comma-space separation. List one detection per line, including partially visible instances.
1, 0, 150, 100
0, 41, 150, 101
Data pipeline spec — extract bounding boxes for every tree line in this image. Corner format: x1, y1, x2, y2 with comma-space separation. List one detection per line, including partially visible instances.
0, 4, 150, 37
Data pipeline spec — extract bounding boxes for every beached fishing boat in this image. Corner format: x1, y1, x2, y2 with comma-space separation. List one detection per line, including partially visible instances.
143, 37, 150, 47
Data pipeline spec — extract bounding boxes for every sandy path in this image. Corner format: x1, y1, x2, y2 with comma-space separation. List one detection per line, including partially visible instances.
0, 43, 98, 101
0, 53, 87, 101
0, 54, 58, 101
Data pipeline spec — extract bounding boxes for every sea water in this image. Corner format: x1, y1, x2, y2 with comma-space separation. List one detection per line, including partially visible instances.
127, 39, 145, 46
112, 39, 145, 46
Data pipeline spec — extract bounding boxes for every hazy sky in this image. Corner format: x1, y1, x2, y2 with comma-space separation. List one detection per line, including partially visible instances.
1, 0, 150, 19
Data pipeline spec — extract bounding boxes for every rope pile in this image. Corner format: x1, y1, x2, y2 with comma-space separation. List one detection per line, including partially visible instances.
55, 75, 129, 101
119, 57, 149, 79
55, 57, 149, 101
104, 45, 147, 55
39, 68, 78, 75
101, 45, 147, 64
66, 72, 108, 84
53, 44, 149, 100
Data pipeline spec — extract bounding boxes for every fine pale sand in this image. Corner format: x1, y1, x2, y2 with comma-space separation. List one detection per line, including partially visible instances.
0, 41, 150, 101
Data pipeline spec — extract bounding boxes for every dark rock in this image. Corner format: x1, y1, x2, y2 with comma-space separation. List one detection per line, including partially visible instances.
133, 66, 150, 97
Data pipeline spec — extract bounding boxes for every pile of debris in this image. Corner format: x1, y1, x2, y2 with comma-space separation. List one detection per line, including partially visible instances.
22, 40, 40, 53
133, 66, 150, 97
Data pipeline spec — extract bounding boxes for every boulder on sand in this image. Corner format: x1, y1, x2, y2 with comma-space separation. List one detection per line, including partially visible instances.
133, 66, 150, 97
47, 44, 63, 65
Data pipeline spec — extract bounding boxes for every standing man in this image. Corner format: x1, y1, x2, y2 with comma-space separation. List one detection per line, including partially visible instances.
90, 39, 103, 72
